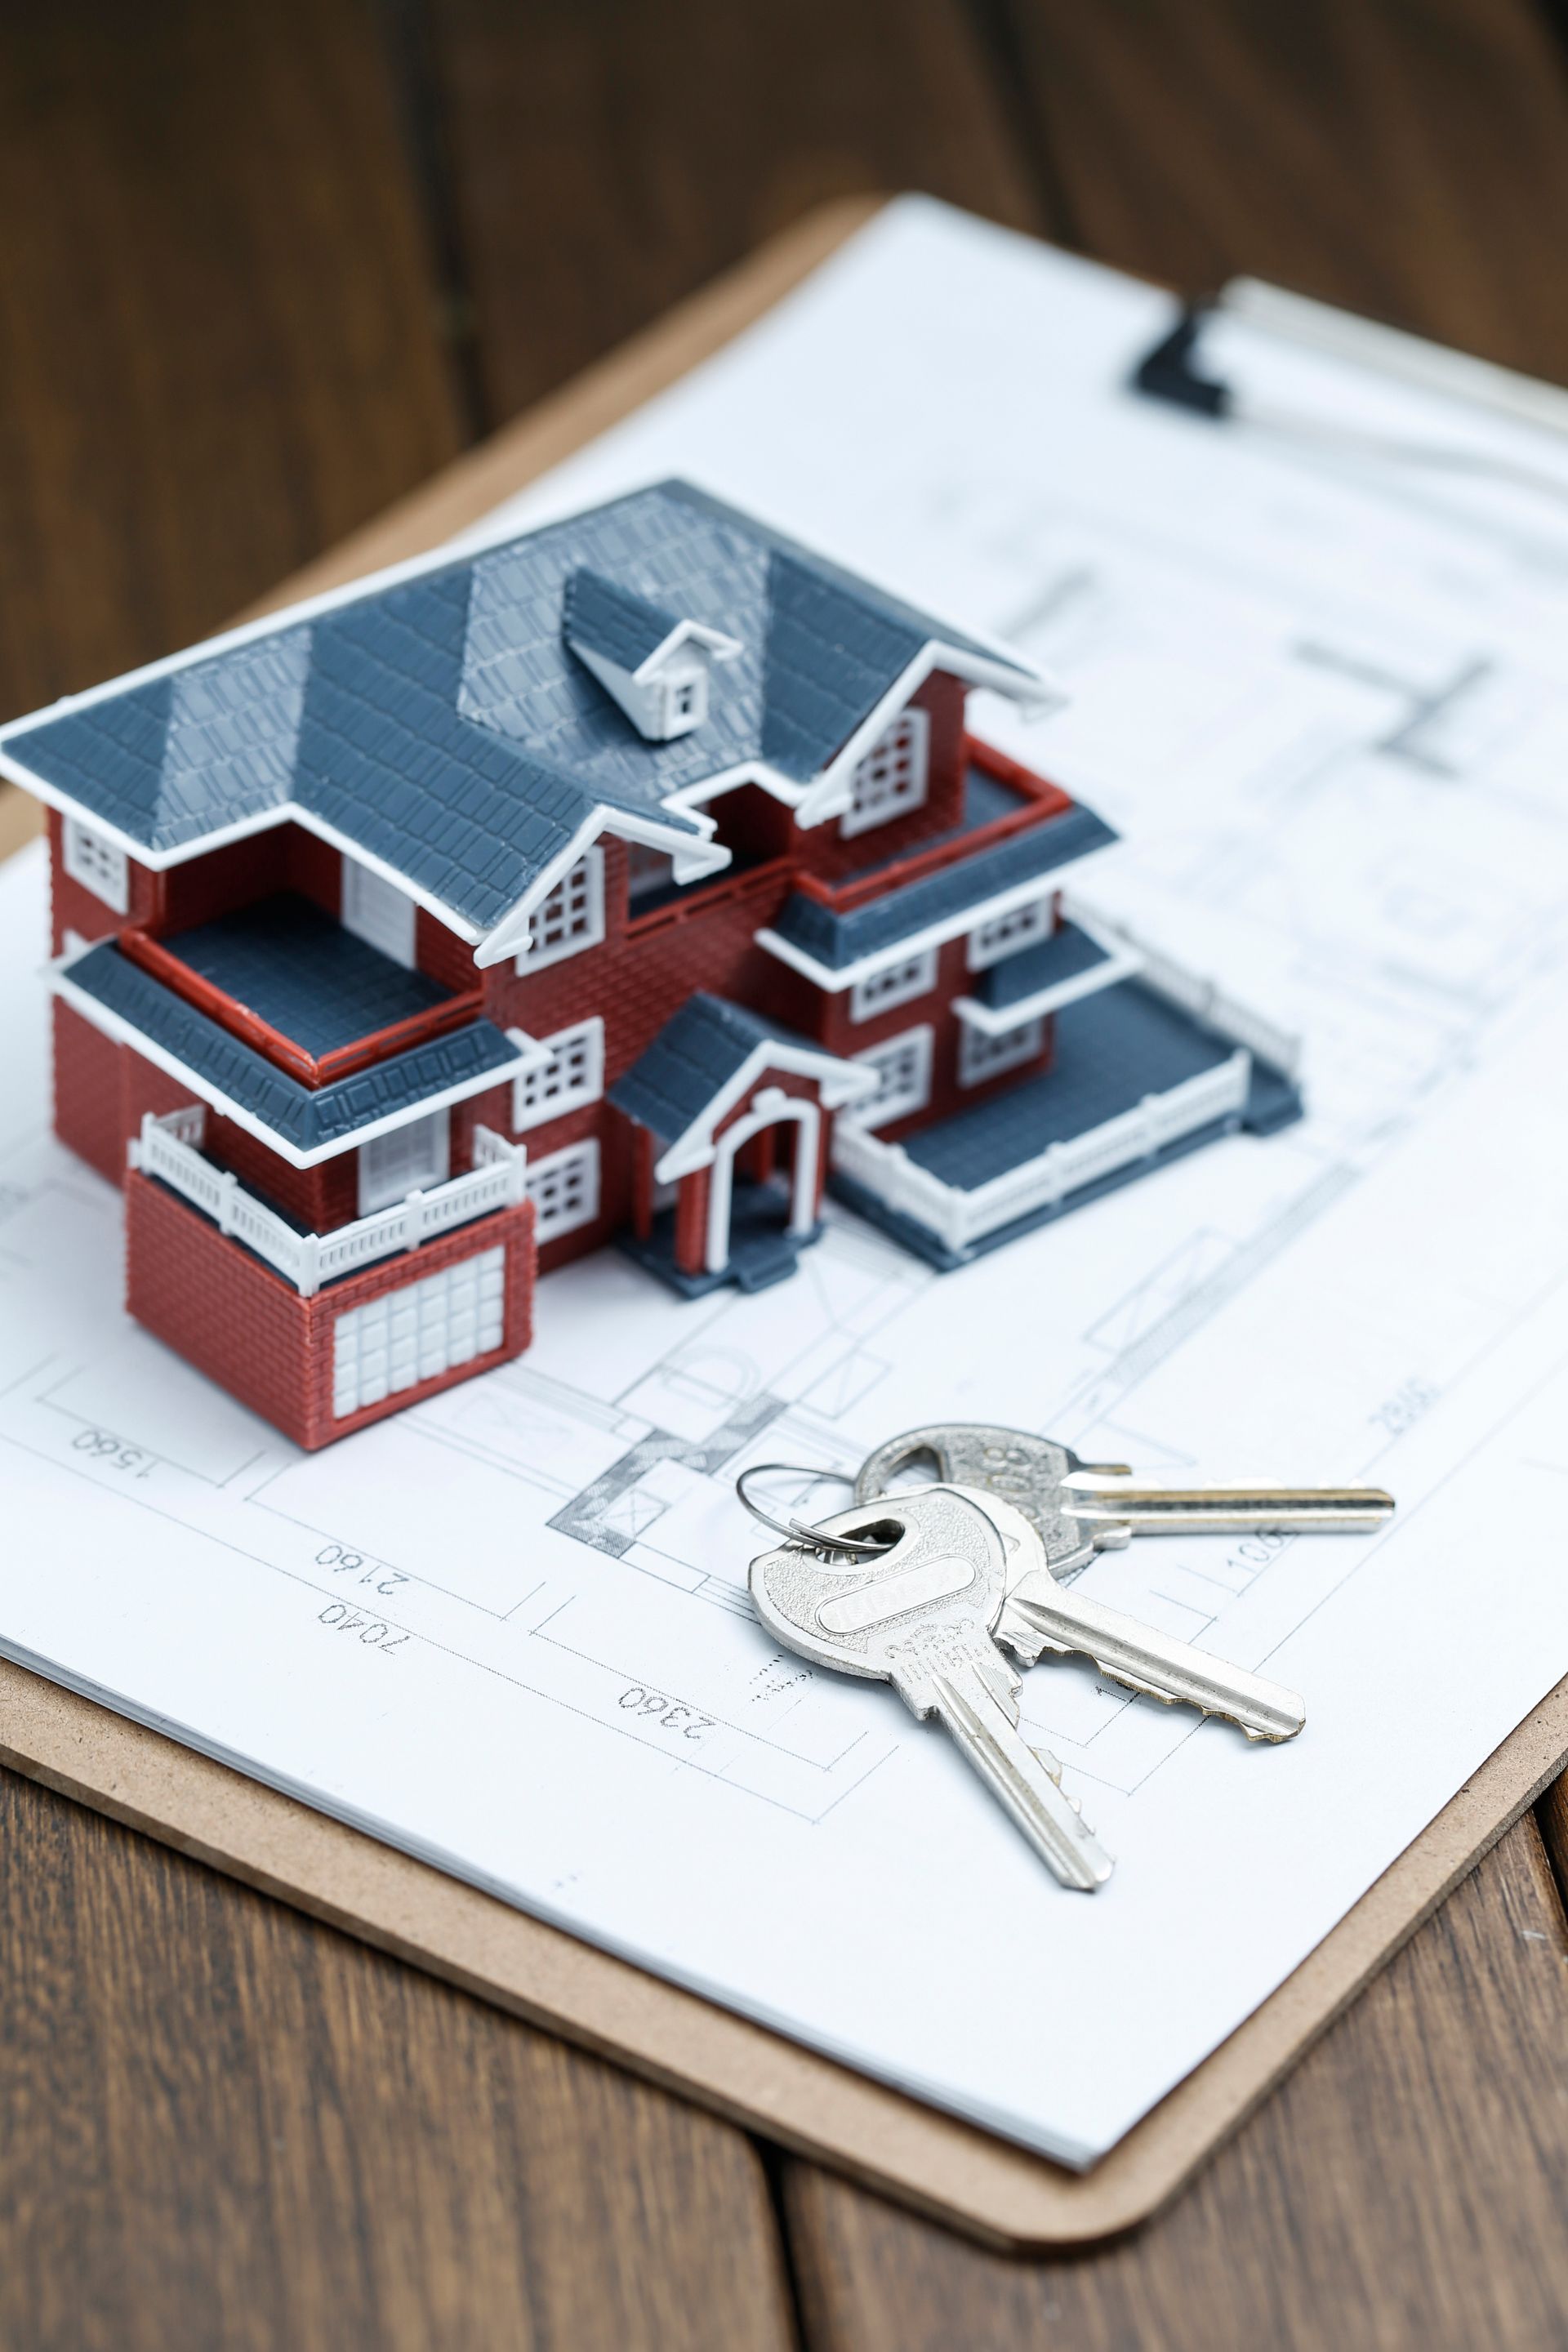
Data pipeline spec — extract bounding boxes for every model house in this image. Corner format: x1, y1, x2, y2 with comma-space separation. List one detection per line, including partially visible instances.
0, 481, 1300, 1448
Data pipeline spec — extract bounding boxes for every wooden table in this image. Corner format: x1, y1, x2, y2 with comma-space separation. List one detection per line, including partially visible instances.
3, 7, 1568, 2342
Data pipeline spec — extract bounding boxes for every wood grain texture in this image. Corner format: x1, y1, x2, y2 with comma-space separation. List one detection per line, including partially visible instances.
990, 0, 1568, 380
6, 0, 1568, 2332
783, 1816, 1568, 2350
1538, 1764, 1568, 1910
421, 0, 1044, 424
0, 1765, 796, 2352
0, 0, 461, 719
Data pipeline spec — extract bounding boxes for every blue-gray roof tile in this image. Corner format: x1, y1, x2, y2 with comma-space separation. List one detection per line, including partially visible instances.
7, 483, 1036, 937
769, 803, 1118, 972
65, 941, 522, 1156
610, 993, 819, 1142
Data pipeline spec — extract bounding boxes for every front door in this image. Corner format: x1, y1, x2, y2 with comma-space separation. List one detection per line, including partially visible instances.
706, 1094, 822, 1276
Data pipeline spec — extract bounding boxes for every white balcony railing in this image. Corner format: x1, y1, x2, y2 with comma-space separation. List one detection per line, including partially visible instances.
129, 1109, 528, 1296
833, 1049, 1251, 1259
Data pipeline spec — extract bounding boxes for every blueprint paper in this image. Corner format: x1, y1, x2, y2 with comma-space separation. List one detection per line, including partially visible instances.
4, 199, 1568, 2168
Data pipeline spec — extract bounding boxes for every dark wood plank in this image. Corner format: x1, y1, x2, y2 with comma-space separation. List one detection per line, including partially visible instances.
782, 1816, 1568, 2350
1537, 1765, 1568, 1909
986, 0, 1568, 381
0, 0, 461, 719
0, 1765, 797, 2352
422, 0, 1045, 425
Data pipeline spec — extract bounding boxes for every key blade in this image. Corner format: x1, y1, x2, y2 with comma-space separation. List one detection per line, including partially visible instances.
1009, 1578, 1306, 1742
1059, 1477, 1395, 1535
931, 1669, 1113, 1889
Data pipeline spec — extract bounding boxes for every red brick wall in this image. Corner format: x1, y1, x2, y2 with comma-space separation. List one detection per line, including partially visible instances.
52, 1000, 126, 1184
207, 1116, 357, 1232
124, 1171, 533, 1450
483, 833, 806, 1272
118, 1049, 203, 1149
415, 906, 479, 991
153, 822, 345, 933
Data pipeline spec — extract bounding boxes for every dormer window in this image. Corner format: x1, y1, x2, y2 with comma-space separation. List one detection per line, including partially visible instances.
564, 568, 738, 743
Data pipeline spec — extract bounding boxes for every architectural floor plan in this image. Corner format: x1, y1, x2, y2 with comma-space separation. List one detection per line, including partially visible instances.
3, 203, 1568, 2167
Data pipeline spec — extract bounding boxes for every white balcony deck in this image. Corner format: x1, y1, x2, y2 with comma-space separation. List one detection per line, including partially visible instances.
129, 1108, 528, 1296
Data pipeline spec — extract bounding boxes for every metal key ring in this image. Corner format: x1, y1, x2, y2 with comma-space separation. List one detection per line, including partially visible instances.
734, 1462, 892, 1557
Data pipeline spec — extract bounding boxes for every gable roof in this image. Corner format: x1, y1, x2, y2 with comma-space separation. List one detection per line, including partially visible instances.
610, 992, 875, 1178
0, 481, 1045, 959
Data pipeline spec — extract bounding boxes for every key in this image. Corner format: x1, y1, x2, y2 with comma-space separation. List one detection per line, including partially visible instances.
855, 1423, 1393, 1582
748, 1482, 1114, 1891
981, 1490, 1307, 1742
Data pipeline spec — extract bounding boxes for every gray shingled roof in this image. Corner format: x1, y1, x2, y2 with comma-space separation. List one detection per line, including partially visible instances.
63, 941, 525, 1156
564, 568, 682, 674
4, 481, 1036, 938
767, 803, 1118, 973
610, 993, 825, 1143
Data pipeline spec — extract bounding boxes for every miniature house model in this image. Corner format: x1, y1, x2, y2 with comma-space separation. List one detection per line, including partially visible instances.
0, 481, 1299, 1449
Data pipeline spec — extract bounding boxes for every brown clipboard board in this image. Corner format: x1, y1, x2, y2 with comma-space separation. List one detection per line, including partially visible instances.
4, 196, 1567, 2250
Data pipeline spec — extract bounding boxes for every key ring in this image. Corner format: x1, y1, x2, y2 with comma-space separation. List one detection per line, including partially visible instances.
734, 1462, 892, 1558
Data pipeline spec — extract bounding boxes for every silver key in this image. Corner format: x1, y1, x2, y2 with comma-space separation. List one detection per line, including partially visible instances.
748, 1483, 1114, 1891
990, 1499, 1307, 1743
856, 1423, 1393, 1581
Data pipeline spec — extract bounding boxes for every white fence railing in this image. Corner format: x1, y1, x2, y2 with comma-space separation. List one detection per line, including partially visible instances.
833, 1049, 1250, 1258
129, 1110, 528, 1296
1061, 893, 1302, 1079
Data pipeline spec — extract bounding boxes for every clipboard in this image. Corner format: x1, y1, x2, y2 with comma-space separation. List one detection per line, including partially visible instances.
3, 197, 1566, 2249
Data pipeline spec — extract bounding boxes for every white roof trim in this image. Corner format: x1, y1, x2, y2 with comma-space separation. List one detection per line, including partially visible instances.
650, 1038, 878, 1183
794, 642, 1060, 831
631, 618, 742, 681
51, 952, 537, 1171
474, 802, 730, 968
755, 841, 1118, 994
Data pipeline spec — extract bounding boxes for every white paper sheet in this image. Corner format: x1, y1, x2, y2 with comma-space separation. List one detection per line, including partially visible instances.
4, 200, 1568, 2170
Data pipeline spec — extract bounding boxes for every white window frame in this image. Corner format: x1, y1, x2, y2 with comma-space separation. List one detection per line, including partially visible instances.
840, 707, 930, 839
661, 664, 708, 734
966, 893, 1054, 972
511, 1016, 604, 1134
357, 1109, 451, 1216
849, 1025, 933, 1129
848, 946, 939, 1024
958, 1015, 1045, 1089
342, 858, 417, 967
62, 816, 129, 915
527, 1137, 601, 1240
515, 848, 606, 973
